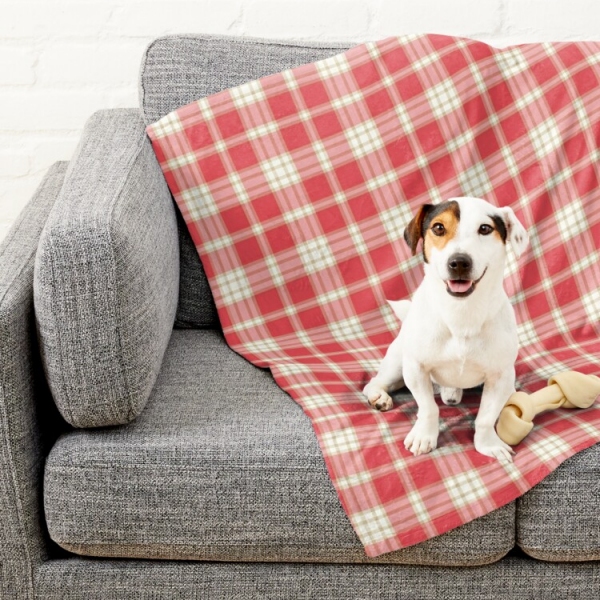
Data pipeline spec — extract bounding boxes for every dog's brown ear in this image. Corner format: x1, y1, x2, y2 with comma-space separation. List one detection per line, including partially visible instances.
403, 204, 434, 255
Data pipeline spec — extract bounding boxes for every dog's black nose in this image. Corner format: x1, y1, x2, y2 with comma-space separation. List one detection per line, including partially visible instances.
447, 253, 472, 277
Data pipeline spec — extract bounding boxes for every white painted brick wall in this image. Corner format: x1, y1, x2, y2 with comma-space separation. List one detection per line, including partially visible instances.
2, 0, 600, 240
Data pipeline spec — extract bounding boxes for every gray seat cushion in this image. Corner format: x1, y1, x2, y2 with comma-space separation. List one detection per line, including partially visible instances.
34, 109, 179, 428
140, 35, 352, 329
44, 329, 515, 566
517, 444, 600, 562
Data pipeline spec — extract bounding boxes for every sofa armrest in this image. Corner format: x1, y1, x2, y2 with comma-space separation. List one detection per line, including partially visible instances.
0, 163, 68, 598
34, 109, 179, 428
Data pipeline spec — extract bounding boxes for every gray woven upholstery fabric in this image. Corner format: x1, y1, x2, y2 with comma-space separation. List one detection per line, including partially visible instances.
173, 208, 219, 328
35, 556, 600, 600
0, 163, 68, 599
139, 34, 351, 125
140, 35, 351, 329
44, 329, 514, 567
34, 109, 179, 428
517, 444, 600, 561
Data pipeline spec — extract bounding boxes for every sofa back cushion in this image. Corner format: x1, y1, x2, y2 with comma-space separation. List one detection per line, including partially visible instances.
34, 110, 179, 428
139, 35, 349, 328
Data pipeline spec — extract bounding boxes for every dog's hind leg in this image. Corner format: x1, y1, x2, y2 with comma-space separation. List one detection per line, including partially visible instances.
363, 336, 404, 412
440, 387, 463, 406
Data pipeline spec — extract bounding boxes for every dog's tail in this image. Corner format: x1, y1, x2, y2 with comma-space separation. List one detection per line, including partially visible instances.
387, 299, 411, 322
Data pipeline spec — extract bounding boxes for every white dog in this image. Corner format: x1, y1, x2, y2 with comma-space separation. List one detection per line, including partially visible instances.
363, 196, 528, 462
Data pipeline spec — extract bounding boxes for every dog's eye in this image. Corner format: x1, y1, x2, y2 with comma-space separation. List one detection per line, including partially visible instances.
431, 223, 445, 236
479, 224, 493, 236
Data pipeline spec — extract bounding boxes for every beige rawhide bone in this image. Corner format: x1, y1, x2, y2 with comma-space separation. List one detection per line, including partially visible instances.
496, 371, 600, 446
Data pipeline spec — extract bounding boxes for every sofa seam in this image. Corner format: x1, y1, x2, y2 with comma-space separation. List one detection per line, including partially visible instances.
44, 232, 74, 425
138, 38, 158, 125
517, 544, 600, 562
148, 32, 354, 50
42, 163, 87, 426
0, 314, 37, 599
0, 163, 67, 599
107, 122, 152, 424
49, 540, 509, 568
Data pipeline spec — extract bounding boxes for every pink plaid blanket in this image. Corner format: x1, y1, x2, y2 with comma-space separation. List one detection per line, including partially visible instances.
147, 35, 600, 557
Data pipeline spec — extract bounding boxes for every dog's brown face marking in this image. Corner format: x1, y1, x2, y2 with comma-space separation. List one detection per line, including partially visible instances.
421, 201, 460, 263
405, 203, 509, 263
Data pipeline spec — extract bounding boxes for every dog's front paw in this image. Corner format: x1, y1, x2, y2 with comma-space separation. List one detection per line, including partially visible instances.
363, 381, 393, 411
474, 429, 515, 463
404, 419, 439, 456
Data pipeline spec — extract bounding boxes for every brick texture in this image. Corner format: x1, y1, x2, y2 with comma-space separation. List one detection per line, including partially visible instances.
1, 0, 599, 239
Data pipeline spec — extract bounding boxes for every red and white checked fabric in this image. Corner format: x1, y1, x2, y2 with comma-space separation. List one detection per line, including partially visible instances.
147, 35, 600, 557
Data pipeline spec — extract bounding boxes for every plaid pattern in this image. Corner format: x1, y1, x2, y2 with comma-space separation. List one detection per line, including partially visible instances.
147, 35, 600, 557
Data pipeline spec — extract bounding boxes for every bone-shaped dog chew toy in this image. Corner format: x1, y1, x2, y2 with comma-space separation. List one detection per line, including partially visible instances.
496, 371, 600, 446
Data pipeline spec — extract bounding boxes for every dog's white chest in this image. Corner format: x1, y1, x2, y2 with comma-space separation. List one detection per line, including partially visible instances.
427, 335, 487, 389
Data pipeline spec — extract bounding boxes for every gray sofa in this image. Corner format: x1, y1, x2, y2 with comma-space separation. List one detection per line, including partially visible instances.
1, 34, 599, 599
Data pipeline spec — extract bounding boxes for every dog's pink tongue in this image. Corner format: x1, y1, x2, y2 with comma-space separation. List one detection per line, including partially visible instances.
448, 280, 473, 293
